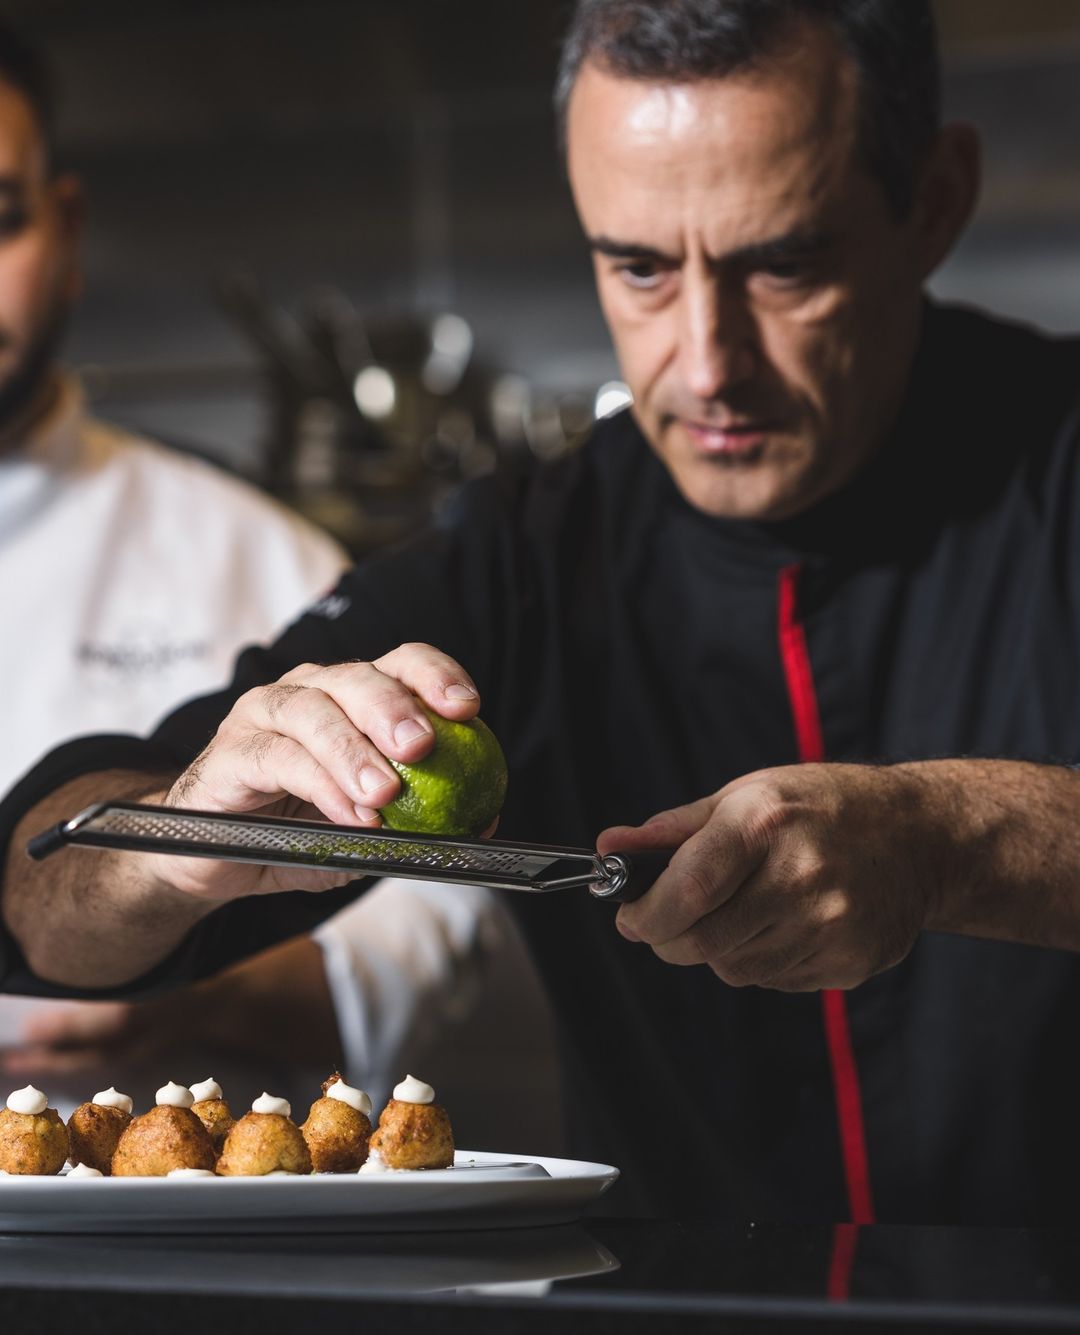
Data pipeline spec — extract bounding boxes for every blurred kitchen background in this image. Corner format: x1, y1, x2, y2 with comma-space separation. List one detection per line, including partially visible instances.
7, 0, 1080, 551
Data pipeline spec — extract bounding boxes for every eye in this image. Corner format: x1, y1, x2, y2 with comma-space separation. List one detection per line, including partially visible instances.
761, 260, 806, 280
751, 256, 818, 288
613, 260, 667, 290
749, 251, 826, 291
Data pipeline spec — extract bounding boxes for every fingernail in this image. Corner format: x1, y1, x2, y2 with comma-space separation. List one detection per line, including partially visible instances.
359, 766, 389, 795
444, 683, 477, 700
394, 718, 430, 746
354, 805, 380, 823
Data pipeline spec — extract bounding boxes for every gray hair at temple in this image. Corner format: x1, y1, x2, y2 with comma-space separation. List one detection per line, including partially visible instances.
554, 0, 941, 219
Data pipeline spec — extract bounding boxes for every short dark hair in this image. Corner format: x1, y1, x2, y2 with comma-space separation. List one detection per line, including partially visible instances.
0, 19, 55, 168
555, 0, 940, 218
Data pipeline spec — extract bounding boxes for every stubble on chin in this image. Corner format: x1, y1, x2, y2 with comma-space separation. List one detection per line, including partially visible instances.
0, 303, 70, 450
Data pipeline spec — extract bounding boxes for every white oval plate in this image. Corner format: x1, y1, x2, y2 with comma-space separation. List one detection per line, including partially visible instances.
0, 1150, 619, 1233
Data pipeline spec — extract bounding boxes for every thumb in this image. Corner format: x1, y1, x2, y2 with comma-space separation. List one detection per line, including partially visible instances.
597, 793, 720, 856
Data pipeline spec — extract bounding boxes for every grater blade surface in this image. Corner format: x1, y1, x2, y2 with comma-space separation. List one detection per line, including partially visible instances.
35, 802, 606, 894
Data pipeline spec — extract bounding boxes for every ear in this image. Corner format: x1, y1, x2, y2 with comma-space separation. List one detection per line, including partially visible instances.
49, 173, 85, 302
912, 122, 981, 280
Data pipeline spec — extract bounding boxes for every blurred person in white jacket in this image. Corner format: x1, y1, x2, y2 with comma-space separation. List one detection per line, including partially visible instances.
0, 19, 561, 1144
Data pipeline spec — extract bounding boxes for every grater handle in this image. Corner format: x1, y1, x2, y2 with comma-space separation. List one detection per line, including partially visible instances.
27, 821, 79, 861
590, 848, 673, 903
27, 804, 108, 861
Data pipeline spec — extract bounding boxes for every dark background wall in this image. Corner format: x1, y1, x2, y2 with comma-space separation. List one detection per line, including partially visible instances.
6, 0, 1080, 474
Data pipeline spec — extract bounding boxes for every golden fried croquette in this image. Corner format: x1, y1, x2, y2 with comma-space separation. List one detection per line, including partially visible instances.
67, 1102, 132, 1176
301, 1075, 372, 1173
217, 1111, 312, 1177
369, 1098, 454, 1170
192, 1099, 235, 1155
0, 1107, 68, 1176
111, 1104, 216, 1177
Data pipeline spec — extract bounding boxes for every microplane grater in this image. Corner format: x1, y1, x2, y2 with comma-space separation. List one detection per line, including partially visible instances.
28, 802, 670, 902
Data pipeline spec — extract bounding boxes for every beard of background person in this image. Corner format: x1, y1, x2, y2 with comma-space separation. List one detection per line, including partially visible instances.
0, 297, 68, 449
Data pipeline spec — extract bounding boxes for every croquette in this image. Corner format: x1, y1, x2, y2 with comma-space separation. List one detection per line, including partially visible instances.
301, 1074, 372, 1173
67, 1101, 132, 1176
191, 1098, 235, 1155
0, 1106, 68, 1176
111, 1104, 216, 1177
217, 1095, 312, 1177
369, 1098, 454, 1170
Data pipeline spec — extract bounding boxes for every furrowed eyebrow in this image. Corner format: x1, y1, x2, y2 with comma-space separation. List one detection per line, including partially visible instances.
588, 227, 833, 268
731, 229, 833, 268
589, 235, 677, 264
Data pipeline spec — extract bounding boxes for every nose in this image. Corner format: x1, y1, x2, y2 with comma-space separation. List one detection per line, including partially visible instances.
679, 272, 757, 401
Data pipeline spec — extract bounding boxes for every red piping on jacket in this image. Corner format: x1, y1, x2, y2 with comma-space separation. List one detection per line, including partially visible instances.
777, 564, 876, 1247
826, 1223, 861, 1302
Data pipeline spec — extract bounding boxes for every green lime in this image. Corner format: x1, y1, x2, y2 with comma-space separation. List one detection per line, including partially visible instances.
379, 706, 508, 836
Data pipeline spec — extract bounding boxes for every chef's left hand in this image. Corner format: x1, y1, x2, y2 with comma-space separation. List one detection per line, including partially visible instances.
597, 763, 949, 991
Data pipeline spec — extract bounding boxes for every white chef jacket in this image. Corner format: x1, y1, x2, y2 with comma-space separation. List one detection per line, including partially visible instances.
0, 379, 347, 785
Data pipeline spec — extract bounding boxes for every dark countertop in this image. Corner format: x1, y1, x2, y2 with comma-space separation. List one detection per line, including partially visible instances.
3, 1219, 1080, 1334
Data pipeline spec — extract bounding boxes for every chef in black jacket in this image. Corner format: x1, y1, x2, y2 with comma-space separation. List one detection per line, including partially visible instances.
4, 0, 1080, 1226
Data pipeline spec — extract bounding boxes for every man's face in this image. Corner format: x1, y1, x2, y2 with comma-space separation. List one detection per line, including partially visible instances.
567, 24, 931, 521
0, 79, 79, 439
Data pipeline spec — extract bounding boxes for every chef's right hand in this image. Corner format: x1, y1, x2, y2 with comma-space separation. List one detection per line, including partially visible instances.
146, 644, 481, 903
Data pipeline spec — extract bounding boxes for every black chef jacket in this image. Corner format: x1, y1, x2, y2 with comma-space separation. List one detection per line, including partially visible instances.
3, 301, 1080, 1226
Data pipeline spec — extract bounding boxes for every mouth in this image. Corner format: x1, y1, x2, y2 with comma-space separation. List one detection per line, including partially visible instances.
681, 418, 776, 459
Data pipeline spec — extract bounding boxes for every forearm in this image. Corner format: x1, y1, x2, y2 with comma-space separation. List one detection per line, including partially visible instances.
194, 935, 342, 1070
908, 758, 1080, 951
2, 771, 215, 990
